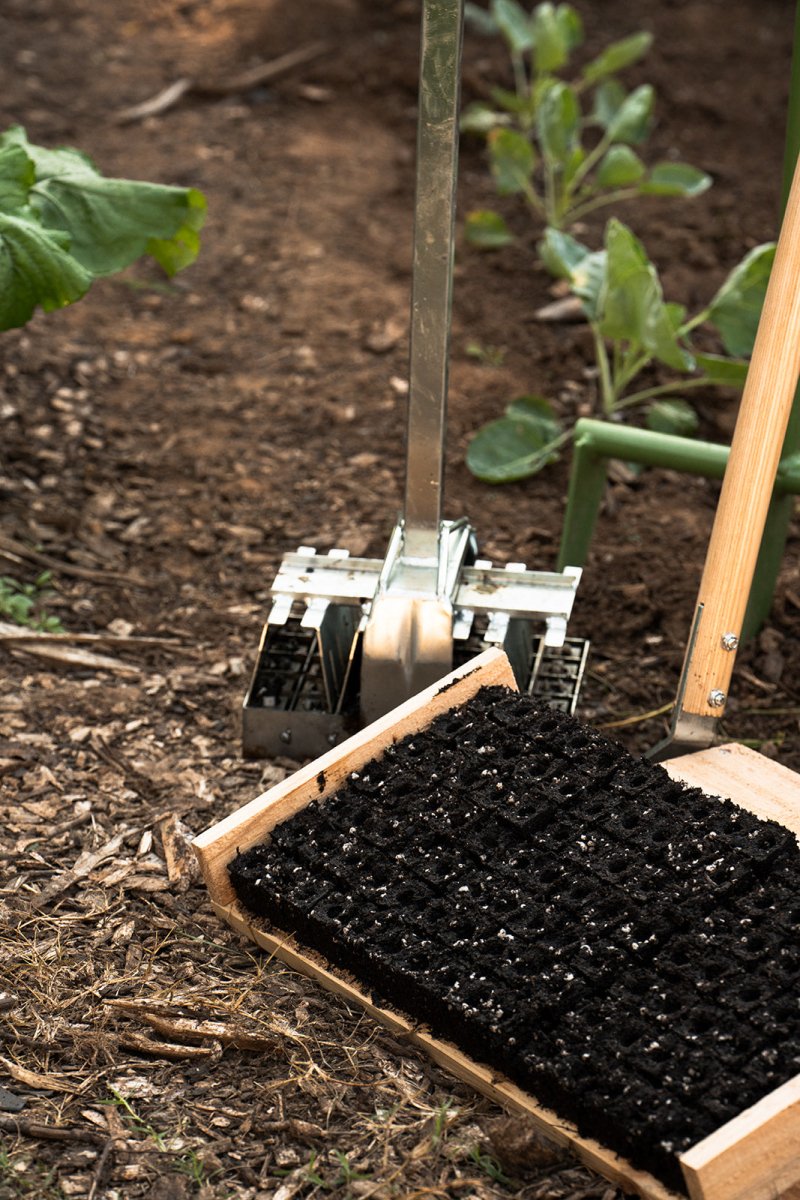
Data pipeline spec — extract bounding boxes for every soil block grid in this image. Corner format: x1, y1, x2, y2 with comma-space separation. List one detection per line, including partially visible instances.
227, 683, 800, 1196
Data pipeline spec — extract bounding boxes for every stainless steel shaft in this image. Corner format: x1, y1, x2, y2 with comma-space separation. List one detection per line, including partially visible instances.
403, 0, 464, 562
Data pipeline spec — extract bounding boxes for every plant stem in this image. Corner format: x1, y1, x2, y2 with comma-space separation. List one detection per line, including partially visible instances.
543, 156, 558, 225
522, 179, 547, 216
511, 50, 528, 103
678, 307, 711, 337
568, 129, 613, 192
614, 346, 651, 396
615, 373, 713, 411
592, 326, 616, 414
566, 186, 643, 224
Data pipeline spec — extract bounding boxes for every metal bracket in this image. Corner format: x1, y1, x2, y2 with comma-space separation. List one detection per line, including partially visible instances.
648, 604, 718, 761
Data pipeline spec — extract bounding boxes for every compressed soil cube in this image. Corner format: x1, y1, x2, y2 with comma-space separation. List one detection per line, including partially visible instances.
228, 685, 800, 1195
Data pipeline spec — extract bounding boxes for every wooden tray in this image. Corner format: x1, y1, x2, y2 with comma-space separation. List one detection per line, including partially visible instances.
194, 648, 800, 1200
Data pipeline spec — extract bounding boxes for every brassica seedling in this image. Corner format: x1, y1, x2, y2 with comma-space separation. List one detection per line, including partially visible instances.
0, 125, 206, 330
461, 1, 710, 241
466, 219, 774, 482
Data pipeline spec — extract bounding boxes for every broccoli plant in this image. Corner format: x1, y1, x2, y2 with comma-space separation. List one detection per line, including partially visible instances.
466, 219, 774, 482
0, 125, 206, 330
461, 1, 711, 242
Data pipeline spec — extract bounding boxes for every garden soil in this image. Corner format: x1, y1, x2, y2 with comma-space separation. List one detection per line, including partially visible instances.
0, 1, 798, 1198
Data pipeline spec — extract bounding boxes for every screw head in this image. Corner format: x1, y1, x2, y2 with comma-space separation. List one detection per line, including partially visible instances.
708, 689, 726, 708
721, 632, 739, 651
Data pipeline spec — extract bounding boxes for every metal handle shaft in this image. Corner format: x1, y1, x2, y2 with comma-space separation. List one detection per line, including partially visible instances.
403, 0, 464, 561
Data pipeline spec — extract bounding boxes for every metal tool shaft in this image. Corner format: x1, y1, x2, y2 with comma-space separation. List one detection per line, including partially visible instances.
403, 0, 464, 562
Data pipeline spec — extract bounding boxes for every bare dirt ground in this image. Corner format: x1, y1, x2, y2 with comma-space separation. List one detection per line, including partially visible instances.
0, 0, 798, 1197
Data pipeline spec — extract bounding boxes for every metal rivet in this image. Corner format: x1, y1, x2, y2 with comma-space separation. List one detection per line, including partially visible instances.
708, 690, 726, 708
280, 729, 292, 744
720, 632, 739, 651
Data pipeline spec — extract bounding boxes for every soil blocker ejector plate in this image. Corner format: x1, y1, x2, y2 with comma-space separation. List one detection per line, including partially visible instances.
242, 557, 588, 760
195, 649, 800, 1200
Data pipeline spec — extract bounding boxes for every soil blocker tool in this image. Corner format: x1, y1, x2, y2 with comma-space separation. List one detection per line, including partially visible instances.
242, 0, 586, 759
652, 147, 800, 762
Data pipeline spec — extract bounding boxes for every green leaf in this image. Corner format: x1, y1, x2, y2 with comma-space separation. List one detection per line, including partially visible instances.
530, 3, 582, 72
0, 208, 92, 330
606, 84, 654, 145
464, 209, 515, 248
465, 2, 499, 35
466, 410, 563, 482
641, 162, 712, 198
595, 145, 645, 187
460, 103, 510, 134
599, 219, 692, 371
489, 85, 532, 115
591, 79, 626, 130
569, 250, 607, 320
6, 127, 206, 277
563, 144, 586, 187
645, 399, 700, 437
536, 81, 580, 164
556, 5, 584, 51
0, 141, 35, 212
538, 228, 605, 318
582, 31, 653, 85
490, 0, 534, 52
665, 301, 687, 330
488, 128, 535, 194
506, 393, 562, 440
146, 198, 204, 275
707, 242, 775, 356
694, 352, 749, 387
538, 226, 590, 277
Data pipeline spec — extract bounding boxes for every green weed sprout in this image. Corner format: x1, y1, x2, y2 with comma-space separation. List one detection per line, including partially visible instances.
467, 220, 774, 482
461, 0, 710, 242
0, 571, 63, 631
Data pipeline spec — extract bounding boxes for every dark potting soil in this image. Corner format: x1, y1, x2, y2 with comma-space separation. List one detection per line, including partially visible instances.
229, 687, 800, 1194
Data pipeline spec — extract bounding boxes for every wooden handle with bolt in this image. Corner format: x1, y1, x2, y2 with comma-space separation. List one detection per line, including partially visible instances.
681, 152, 800, 717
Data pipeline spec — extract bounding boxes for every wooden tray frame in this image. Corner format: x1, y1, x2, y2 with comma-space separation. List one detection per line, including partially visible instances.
194, 648, 800, 1200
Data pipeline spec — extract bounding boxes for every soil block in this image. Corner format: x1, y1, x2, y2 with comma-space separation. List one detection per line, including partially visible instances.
227, 685, 800, 1195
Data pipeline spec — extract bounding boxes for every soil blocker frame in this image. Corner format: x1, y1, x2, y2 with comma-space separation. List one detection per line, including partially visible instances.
194, 646, 800, 1200
242, 0, 586, 759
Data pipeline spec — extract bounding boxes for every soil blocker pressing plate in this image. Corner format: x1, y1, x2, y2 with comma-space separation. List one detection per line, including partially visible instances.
194, 649, 800, 1200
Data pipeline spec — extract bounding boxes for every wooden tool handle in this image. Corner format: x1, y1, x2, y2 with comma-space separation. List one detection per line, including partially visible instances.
682, 153, 800, 717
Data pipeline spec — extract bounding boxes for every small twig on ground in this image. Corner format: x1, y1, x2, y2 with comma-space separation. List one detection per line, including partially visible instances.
115, 41, 330, 124
117, 1031, 221, 1061
31, 830, 133, 909
105, 999, 277, 1051
0, 535, 153, 588
7, 643, 142, 674
597, 701, 673, 731
0, 621, 185, 649
0, 1114, 106, 1145
87, 1137, 115, 1200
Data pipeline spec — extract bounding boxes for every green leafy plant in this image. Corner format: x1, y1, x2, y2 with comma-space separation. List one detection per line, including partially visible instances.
101, 1087, 166, 1149
276, 1150, 371, 1191
0, 125, 206, 330
461, 0, 710, 241
467, 219, 774, 482
0, 571, 63, 631
468, 1144, 513, 1184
